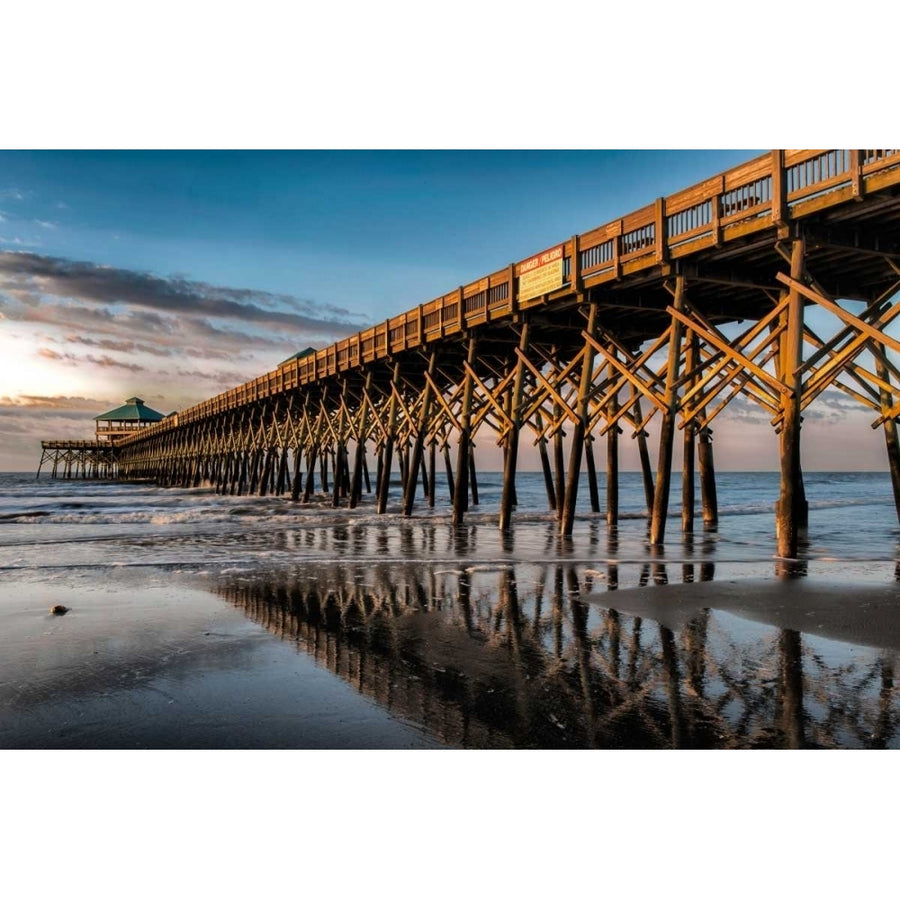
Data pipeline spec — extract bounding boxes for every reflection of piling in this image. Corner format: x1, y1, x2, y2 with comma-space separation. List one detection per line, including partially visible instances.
871, 658, 895, 749
778, 629, 805, 749
659, 625, 684, 749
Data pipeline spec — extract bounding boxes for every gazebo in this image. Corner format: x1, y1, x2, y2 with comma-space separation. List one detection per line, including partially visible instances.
95, 397, 165, 441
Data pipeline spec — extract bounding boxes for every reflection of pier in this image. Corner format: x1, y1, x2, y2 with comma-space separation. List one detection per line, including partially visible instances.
213, 558, 899, 749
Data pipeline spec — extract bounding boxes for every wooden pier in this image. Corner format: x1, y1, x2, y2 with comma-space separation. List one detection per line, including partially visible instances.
37, 441, 119, 480
39, 150, 900, 556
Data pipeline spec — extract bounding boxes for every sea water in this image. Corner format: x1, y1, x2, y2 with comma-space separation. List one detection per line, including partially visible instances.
2, 470, 900, 748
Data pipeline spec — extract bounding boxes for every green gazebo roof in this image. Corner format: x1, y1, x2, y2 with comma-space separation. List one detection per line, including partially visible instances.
278, 347, 316, 367
94, 397, 165, 422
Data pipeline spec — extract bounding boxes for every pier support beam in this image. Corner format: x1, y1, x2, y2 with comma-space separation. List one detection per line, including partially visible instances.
776, 237, 806, 561
453, 338, 477, 526
650, 275, 686, 545
607, 359, 619, 529
682, 331, 697, 534
698, 426, 718, 529
349, 371, 373, 509
875, 351, 900, 525
403, 352, 437, 516
633, 396, 655, 517
535, 411, 557, 512
561, 301, 599, 536
303, 444, 318, 503
499, 323, 530, 531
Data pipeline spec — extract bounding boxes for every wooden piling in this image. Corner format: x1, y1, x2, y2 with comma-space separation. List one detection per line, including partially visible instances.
349, 371, 373, 509
650, 275, 686, 545
427, 441, 436, 508
332, 444, 344, 507
403, 351, 437, 516
500, 322, 529, 531
276, 447, 289, 496
553, 408, 565, 519
290, 446, 303, 502
776, 238, 805, 561
607, 366, 619, 529
633, 395, 655, 517
452, 338, 477, 525
443, 445, 455, 499
681, 331, 697, 533
303, 444, 318, 503
875, 351, 900, 524
419, 454, 430, 500
561, 301, 599, 536
585, 437, 600, 513
698, 426, 718, 528
535, 411, 557, 511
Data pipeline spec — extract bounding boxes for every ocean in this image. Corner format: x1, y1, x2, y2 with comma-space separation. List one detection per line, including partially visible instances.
2, 469, 900, 748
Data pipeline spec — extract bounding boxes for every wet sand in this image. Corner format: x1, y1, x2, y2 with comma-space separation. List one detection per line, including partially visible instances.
4, 562, 900, 749
0, 570, 441, 749
586, 578, 900, 652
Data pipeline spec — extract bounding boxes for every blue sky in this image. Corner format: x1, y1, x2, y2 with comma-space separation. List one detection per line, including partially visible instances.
0, 149, 891, 471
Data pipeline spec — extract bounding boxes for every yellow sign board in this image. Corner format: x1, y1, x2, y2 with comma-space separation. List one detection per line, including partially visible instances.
518, 245, 564, 301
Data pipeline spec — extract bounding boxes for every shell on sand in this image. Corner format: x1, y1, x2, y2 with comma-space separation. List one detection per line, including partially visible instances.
50, 605, 69, 616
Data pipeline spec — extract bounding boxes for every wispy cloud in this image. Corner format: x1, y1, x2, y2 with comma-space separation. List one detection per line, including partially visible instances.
0, 236, 41, 248
0, 250, 368, 336
0, 394, 109, 414
61, 334, 174, 358
34, 220, 57, 230
0, 188, 25, 201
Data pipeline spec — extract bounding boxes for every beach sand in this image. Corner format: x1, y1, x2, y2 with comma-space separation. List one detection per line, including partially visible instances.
0, 569, 441, 749
3, 561, 900, 749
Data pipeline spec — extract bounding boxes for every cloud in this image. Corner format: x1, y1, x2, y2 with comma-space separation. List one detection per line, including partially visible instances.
34, 220, 58, 230
37, 347, 67, 361
35, 345, 143, 372
0, 189, 25, 201
0, 236, 41, 248
0, 394, 109, 415
0, 250, 367, 337
63, 334, 173, 358
83, 354, 145, 372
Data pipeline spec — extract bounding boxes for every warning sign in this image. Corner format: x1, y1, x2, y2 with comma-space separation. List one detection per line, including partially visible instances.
517, 245, 564, 302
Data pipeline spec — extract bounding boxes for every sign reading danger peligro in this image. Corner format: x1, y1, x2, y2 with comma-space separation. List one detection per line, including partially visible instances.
517, 245, 564, 302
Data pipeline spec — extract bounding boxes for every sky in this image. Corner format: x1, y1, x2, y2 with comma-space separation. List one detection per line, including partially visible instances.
0, 148, 894, 472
